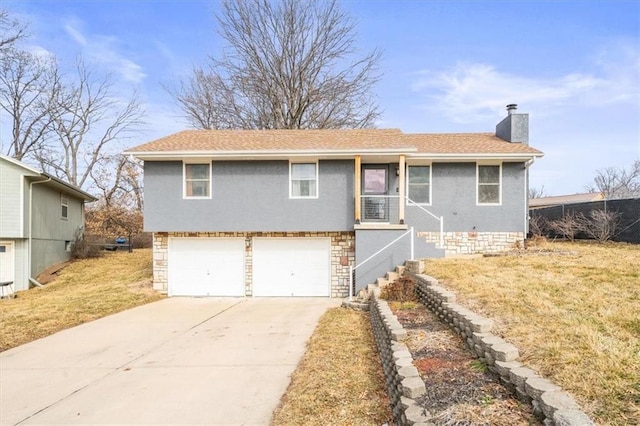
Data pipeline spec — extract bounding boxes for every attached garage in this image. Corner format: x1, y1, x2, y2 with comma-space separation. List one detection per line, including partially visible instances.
168, 238, 245, 296
252, 238, 330, 297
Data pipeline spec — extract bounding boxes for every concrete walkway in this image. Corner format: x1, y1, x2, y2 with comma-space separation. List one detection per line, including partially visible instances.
0, 297, 341, 425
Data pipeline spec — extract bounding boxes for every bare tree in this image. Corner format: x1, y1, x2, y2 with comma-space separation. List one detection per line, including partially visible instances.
586, 161, 640, 199
168, 0, 381, 130
0, 10, 27, 52
0, 49, 59, 159
91, 155, 143, 211
528, 185, 546, 199
577, 209, 621, 243
37, 59, 145, 189
548, 212, 581, 242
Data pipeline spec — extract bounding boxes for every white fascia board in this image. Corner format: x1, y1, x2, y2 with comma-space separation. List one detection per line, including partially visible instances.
406, 152, 544, 161
124, 147, 417, 161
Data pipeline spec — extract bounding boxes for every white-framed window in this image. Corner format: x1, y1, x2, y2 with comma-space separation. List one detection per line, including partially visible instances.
477, 164, 501, 205
406, 165, 431, 205
184, 163, 211, 199
61, 194, 69, 219
290, 161, 318, 198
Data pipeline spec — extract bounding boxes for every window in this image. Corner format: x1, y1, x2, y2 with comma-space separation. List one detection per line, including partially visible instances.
184, 163, 211, 198
65, 241, 71, 252
407, 165, 431, 204
290, 162, 318, 198
61, 194, 68, 219
477, 164, 501, 204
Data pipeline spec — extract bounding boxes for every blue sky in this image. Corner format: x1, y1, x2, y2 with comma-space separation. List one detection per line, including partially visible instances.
3, 0, 639, 195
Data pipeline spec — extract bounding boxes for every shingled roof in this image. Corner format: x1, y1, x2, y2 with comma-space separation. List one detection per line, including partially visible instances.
125, 128, 543, 158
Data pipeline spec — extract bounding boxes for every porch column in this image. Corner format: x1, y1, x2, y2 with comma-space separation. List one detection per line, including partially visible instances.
354, 155, 361, 224
398, 155, 405, 224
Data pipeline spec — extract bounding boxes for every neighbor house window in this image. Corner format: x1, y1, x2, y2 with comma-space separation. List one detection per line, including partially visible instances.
290, 162, 318, 198
61, 194, 68, 219
477, 164, 501, 204
184, 163, 211, 198
407, 165, 431, 205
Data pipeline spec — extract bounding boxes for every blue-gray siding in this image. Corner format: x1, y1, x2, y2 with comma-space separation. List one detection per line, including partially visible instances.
354, 229, 443, 291
143, 160, 355, 232
404, 162, 526, 232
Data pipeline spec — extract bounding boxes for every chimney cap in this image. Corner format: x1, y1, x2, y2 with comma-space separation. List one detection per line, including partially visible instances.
506, 103, 518, 112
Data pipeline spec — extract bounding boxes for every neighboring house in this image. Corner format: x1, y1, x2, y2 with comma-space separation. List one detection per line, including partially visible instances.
125, 104, 543, 298
0, 155, 96, 295
529, 192, 604, 209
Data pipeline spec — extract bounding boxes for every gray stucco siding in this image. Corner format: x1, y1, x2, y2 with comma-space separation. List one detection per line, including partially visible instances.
405, 162, 526, 233
143, 160, 354, 232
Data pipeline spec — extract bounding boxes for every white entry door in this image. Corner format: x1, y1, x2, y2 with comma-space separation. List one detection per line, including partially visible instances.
253, 238, 330, 297
0, 241, 14, 283
168, 238, 245, 296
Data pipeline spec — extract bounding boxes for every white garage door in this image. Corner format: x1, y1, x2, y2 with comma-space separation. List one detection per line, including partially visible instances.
168, 238, 244, 296
253, 238, 330, 297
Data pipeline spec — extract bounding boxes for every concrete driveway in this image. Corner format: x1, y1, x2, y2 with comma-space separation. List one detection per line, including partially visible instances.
0, 297, 341, 425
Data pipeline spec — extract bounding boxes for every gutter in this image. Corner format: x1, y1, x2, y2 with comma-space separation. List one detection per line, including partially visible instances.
28, 176, 51, 288
523, 158, 536, 236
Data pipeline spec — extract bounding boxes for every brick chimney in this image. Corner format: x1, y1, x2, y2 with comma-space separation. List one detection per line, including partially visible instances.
496, 104, 529, 144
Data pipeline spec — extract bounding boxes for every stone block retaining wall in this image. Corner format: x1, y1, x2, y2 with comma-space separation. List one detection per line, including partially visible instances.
369, 294, 431, 425
406, 266, 594, 426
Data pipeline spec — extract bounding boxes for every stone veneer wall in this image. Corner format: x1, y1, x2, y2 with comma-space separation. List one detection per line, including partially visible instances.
152, 231, 354, 297
418, 231, 524, 255
403, 263, 594, 426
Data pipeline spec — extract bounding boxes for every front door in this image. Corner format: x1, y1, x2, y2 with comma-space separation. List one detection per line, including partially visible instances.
362, 165, 389, 222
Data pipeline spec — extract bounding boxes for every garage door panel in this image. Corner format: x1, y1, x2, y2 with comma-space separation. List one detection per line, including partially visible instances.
168, 238, 244, 296
253, 238, 330, 297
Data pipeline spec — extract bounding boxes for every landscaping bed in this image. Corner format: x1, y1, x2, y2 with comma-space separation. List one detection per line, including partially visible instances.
390, 301, 539, 425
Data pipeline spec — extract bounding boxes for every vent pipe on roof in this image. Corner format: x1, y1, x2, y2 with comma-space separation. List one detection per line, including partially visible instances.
496, 103, 528, 144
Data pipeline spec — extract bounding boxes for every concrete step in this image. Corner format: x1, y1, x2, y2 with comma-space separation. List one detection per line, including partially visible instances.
367, 283, 379, 292
386, 271, 399, 282
376, 277, 389, 287
396, 265, 406, 276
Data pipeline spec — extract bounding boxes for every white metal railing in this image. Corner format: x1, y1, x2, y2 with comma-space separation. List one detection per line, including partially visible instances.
360, 195, 399, 223
349, 227, 414, 300
405, 197, 444, 248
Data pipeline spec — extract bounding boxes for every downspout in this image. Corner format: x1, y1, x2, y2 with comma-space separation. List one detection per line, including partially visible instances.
28, 177, 51, 288
524, 158, 536, 238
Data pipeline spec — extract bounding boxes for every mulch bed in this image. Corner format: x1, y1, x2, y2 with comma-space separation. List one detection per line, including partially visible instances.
390, 302, 540, 425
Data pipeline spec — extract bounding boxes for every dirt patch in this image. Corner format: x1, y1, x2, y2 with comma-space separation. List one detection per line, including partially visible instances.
36, 261, 72, 284
391, 302, 539, 425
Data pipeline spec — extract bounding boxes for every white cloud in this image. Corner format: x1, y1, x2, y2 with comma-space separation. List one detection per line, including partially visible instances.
63, 19, 146, 84
411, 41, 639, 124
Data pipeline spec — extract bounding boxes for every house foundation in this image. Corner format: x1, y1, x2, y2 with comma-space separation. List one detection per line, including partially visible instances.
418, 231, 525, 255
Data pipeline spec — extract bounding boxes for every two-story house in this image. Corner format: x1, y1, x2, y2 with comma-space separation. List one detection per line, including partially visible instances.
0, 155, 96, 296
125, 104, 543, 298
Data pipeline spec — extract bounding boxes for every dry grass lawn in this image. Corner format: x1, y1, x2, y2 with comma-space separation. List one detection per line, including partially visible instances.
271, 307, 392, 425
0, 249, 163, 352
424, 240, 640, 425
